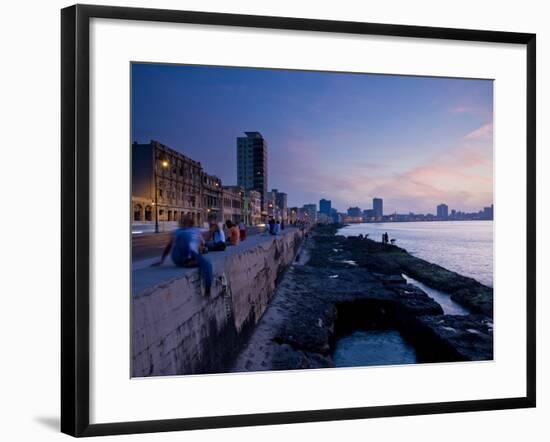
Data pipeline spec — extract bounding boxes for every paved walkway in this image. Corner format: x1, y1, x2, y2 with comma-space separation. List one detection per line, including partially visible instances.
132, 225, 266, 261
132, 227, 298, 297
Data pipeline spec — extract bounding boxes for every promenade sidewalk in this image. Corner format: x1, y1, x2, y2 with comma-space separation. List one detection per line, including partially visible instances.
132, 227, 298, 298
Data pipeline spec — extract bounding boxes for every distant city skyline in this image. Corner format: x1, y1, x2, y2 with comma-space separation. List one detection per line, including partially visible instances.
132, 63, 493, 214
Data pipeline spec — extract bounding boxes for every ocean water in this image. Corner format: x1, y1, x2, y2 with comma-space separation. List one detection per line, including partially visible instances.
338, 221, 493, 287
333, 330, 417, 367
402, 274, 470, 315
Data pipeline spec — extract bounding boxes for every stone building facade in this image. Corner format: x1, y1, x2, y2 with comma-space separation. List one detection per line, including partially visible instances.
245, 190, 262, 226
132, 140, 204, 228
222, 186, 244, 225
132, 140, 268, 229
202, 172, 223, 222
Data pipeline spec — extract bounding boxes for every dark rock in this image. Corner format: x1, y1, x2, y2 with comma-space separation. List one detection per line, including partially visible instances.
416, 315, 493, 361
233, 224, 493, 372
340, 235, 493, 316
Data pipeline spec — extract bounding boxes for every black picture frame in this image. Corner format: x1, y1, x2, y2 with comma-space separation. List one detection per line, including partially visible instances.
61, 4, 536, 437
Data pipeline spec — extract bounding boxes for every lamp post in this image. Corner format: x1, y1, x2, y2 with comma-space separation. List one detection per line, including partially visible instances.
154, 158, 169, 234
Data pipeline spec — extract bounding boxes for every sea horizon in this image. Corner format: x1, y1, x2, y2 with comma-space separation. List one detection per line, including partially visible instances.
338, 220, 493, 287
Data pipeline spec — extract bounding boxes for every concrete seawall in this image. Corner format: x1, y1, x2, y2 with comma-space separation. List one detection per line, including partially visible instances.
132, 228, 305, 377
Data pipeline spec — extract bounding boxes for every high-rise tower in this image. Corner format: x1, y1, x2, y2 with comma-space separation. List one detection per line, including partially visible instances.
237, 132, 268, 210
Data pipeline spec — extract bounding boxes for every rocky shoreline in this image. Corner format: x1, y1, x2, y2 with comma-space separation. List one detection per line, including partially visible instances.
232, 225, 493, 372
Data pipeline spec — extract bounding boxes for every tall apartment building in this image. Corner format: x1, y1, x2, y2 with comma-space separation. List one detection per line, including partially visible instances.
265, 188, 288, 221
319, 199, 332, 217
237, 132, 268, 210
373, 197, 383, 220
437, 203, 449, 220
276, 191, 288, 221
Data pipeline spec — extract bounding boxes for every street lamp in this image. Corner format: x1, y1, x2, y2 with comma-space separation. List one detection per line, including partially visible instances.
154, 158, 169, 233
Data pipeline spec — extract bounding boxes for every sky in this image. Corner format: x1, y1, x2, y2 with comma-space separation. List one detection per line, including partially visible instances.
132, 63, 493, 214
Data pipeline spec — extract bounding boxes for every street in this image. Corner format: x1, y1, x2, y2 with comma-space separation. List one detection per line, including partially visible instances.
132, 231, 173, 261
132, 225, 267, 262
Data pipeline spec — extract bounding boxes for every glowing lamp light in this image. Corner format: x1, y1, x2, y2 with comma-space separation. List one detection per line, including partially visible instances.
161, 160, 169, 168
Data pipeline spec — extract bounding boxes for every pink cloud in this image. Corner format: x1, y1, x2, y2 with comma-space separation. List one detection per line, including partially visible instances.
273, 127, 493, 213
368, 143, 493, 213
449, 104, 493, 121
450, 105, 474, 113
465, 123, 493, 141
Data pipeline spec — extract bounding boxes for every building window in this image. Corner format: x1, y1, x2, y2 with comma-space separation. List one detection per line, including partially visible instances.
133, 204, 142, 221
168, 210, 172, 221
145, 206, 152, 221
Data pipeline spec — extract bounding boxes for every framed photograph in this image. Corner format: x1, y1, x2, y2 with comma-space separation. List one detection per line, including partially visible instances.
61, 4, 536, 437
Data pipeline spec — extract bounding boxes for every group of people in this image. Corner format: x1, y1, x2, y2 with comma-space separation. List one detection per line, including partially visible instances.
151, 216, 249, 296
205, 219, 245, 251
265, 218, 285, 235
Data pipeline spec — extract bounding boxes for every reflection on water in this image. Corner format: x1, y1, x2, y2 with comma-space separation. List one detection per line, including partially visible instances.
333, 330, 417, 367
402, 274, 469, 316
338, 221, 493, 287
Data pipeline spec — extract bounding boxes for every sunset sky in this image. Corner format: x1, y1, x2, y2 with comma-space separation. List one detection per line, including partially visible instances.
132, 63, 493, 214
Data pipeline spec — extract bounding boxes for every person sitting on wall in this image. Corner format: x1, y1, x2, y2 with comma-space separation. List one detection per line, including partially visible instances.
273, 220, 281, 236
205, 219, 226, 252
225, 220, 240, 246
239, 220, 247, 241
151, 216, 212, 296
